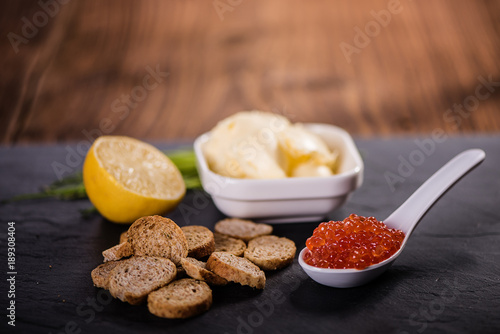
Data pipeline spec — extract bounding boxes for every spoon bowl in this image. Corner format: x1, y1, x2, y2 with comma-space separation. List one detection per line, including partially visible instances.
298, 149, 486, 288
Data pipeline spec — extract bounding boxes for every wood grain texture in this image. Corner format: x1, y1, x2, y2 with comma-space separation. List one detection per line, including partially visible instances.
1, 0, 500, 145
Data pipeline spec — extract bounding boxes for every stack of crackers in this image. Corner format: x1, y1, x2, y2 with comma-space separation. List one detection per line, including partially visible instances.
91, 215, 296, 319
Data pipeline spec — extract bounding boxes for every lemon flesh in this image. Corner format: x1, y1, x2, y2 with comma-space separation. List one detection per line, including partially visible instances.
83, 136, 186, 224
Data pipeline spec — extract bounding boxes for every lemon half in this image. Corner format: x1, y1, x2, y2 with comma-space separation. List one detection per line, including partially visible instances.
83, 136, 186, 224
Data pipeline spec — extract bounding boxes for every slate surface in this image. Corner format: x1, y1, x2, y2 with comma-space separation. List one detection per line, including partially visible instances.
0, 136, 499, 334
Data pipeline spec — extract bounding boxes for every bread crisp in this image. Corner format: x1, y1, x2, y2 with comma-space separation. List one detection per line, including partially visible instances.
91, 261, 120, 289
214, 233, 246, 256
102, 242, 133, 262
119, 231, 128, 244
181, 225, 215, 259
107, 256, 177, 305
181, 257, 228, 286
244, 235, 296, 270
206, 252, 265, 289
148, 279, 212, 319
176, 265, 187, 279
127, 215, 188, 265
92, 214, 296, 318
214, 218, 272, 242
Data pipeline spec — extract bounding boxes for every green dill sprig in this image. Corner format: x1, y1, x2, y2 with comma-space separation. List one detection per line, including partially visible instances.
5, 149, 201, 203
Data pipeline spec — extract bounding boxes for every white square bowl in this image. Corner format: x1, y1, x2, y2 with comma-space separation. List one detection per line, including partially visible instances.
193, 123, 363, 223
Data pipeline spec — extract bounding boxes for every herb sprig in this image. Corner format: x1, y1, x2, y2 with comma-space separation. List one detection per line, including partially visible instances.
6, 149, 201, 203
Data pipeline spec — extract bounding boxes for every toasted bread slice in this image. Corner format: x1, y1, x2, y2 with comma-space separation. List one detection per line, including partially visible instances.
176, 265, 187, 279
206, 252, 265, 289
214, 233, 246, 256
244, 235, 296, 270
102, 242, 133, 262
214, 218, 272, 242
107, 256, 176, 305
119, 231, 128, 244
127, 215, 188, 265
181, 226, 215, 259
180, 257, 228, 286
148, 279, 212, 319
91, 261, 120, 289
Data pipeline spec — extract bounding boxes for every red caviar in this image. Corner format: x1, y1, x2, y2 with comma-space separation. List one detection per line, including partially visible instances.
304, 214, 405, 270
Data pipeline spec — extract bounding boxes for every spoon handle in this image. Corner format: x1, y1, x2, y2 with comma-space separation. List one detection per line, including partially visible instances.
384, 149, 485, 236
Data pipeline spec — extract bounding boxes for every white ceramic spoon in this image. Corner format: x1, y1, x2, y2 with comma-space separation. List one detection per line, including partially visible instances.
298, 149, 486, 288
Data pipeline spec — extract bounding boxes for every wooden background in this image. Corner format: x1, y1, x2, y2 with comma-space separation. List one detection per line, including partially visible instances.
1, 0, 500, 145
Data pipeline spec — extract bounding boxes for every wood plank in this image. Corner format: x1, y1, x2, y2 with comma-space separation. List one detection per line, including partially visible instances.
1, 0, 499, 144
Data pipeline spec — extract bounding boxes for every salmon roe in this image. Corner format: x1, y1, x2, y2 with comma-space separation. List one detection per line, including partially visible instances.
304, 214, 405, 270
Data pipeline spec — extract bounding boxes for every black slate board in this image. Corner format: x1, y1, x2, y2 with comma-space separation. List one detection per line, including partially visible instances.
1, 136, 499, 334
